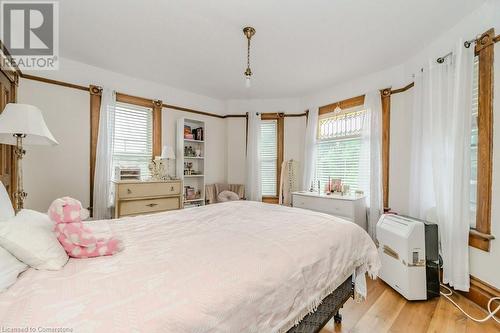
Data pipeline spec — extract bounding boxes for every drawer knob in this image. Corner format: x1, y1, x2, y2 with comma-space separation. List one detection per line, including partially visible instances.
170, 186, 174, 191
146, 203, 158, 208
127, 188, 132, 194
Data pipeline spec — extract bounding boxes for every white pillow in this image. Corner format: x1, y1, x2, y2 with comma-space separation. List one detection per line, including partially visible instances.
0, 210, 68, 270
0, 246, 28, 292
0, 181, 15, 222
16, 209, 55, 230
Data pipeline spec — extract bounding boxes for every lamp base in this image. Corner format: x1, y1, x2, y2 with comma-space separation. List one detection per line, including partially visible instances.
13, 134, 26, 212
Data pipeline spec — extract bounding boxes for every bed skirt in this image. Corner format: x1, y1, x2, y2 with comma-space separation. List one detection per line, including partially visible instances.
286, 276, 354, 333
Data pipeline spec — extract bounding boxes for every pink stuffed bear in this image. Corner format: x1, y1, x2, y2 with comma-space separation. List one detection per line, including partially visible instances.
48, 197, 123, 258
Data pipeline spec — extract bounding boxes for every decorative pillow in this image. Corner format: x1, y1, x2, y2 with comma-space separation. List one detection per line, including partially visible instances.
217, 190, 240, 202
0, 246, 28, 292
0, 210, 68, 270
0, 181, 15, 222
16, 209, 54, 230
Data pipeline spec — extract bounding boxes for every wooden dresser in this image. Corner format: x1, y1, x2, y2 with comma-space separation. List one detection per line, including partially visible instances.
113, 180, 183, 218
292, 191, 367, 230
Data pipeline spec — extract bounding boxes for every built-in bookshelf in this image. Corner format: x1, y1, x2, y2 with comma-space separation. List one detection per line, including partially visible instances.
176, 118, 205, 207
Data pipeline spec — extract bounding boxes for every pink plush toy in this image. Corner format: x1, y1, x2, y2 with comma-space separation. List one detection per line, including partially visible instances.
48, 197, 123, 258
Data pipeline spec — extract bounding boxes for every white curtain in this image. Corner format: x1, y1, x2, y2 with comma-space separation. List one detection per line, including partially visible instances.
408, 71, 436, 220
93, 89, 116, 219
245, 112, 262, 201
409, 41, 473, 291
301, 107, 319, 191
359, 91, 383, 238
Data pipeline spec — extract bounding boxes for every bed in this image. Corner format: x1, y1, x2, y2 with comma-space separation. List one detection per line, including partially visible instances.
0, 201, 380, 333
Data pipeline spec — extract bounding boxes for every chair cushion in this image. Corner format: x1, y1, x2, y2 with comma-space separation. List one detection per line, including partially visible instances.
217, 190, 240, 202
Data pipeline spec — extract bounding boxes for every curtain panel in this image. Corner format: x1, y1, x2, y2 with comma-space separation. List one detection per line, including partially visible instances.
93, 89, 116, 220
245, 112, 262, 201
302, 107, 319, 191
409, 41, 474, 291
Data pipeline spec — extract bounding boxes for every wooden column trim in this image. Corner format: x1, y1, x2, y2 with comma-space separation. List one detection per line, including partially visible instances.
472, 28, 494, 251
153, 99, 163, 157
277, 113, 285, 200
381, 88, 391, 211
89, 85, 103, 214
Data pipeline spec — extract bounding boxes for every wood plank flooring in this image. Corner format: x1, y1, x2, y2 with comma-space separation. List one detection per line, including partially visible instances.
320, 278, 500, 333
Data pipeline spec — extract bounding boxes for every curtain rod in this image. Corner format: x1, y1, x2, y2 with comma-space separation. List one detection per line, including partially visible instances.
20, 73, 248, 119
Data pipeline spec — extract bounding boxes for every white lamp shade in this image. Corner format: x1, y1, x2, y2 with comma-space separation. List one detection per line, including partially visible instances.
0, 103, 58, 146
161, 145, 175, 159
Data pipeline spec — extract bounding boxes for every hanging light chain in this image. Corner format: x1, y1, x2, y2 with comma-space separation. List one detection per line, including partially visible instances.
247, 36, 251, 72
243, 27, 255, 78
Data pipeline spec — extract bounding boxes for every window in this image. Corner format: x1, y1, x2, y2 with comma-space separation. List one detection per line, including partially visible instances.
261, 119, 278, 196
259, 113, 284, 200
469, 56, 479, 228
111, 102, 153, 179
468, 28, 495, 251
315, 108, 366, 193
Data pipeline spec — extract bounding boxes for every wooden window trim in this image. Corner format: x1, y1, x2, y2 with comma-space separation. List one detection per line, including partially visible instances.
261, 113, 284, 202
470, 28, 495, 251
381, 88, 391, 211
318, 93, 392, 209
89, 88, 162, 214
319, 95, 365, 115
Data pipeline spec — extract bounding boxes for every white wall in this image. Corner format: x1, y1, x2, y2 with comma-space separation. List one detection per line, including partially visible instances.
18, 78, 90, 212
226, 117, 246, 184
163, 108, 226, 184
388, 90, 413, 215
26, 57, 226, 115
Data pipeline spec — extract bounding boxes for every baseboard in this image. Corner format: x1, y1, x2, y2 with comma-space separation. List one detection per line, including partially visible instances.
457, 275, 500, 310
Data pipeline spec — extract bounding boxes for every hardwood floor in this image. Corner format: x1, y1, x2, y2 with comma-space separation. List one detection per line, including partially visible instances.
320, 278, 500, 333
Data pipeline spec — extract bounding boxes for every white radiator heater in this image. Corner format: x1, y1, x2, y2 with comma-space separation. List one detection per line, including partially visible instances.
376, 214, 439, 301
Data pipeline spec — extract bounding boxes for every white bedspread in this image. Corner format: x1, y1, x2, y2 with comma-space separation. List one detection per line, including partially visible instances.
0, 201, 380, 333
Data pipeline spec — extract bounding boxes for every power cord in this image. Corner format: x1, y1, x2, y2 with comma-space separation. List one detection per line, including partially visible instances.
439, 283, 500, 323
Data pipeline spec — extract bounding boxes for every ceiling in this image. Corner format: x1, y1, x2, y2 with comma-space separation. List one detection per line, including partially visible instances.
60, 0, 485, 100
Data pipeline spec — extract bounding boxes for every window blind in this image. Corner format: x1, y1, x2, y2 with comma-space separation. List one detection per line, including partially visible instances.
261, 120, 277, 196
315, 109, 366, 192
112, 102, 153, 179
470, 55, 479, 228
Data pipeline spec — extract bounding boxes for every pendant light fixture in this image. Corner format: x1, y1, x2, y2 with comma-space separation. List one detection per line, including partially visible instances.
243, 26, 256, 88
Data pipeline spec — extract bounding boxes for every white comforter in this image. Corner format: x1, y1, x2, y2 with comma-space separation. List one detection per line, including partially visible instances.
0, 201, 380, 333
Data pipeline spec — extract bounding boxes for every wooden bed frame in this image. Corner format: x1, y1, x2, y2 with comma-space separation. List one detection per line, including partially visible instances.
287, 276, 354, 333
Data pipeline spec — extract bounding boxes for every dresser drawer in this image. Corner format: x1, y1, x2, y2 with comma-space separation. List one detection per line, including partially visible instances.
118, 182, 181, 199
119, 197, 181, 216
293, 195, 354, 220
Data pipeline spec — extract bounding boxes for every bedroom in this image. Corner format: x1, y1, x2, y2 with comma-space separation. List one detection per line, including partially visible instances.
0, 0, 499, 332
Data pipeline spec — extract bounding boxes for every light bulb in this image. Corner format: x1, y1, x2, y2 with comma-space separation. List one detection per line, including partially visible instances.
245, 76, 251, 88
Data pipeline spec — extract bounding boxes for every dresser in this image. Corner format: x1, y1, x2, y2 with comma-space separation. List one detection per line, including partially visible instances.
292, 191, 367, 230
113, 180, 183, 218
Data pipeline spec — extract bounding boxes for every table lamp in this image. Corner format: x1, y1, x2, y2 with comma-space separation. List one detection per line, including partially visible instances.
0, 103, 58, 211
161, 145, 176, 179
